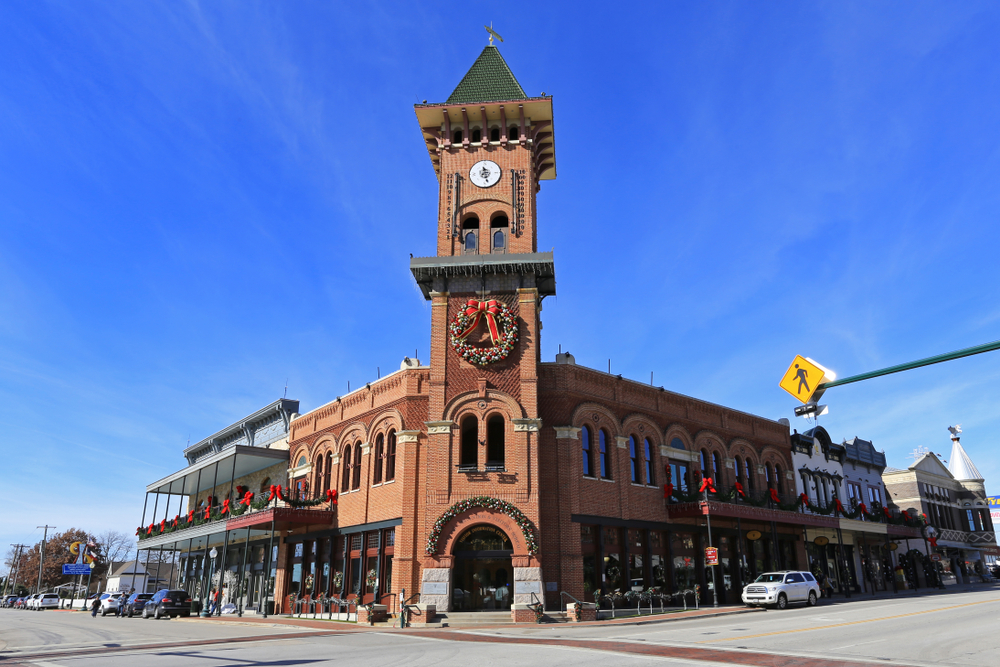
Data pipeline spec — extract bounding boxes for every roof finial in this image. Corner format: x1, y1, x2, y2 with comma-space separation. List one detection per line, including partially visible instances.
948, 424, 962, 440
485, 22, 503, 46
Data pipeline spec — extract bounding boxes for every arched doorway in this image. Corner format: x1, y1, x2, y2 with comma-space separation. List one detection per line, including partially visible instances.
451, 524, 513, 611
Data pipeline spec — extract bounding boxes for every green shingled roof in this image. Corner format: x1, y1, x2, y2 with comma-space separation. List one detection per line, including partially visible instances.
446, 46, 527, 104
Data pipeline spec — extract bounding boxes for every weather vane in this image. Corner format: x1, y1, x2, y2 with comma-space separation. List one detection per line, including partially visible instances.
485, 22, 503, 46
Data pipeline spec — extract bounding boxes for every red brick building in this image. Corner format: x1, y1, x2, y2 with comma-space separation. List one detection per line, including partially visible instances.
261, 45, 832, 621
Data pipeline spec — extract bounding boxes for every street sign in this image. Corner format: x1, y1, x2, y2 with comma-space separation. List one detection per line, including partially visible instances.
930, 553, 942, 562
705, 547, 719, 565
779, 356, 833, 404
62, 563, 91, 575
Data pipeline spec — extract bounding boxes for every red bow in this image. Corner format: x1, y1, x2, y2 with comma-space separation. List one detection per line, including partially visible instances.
457, 299, 502, 344
901, 510, 910, 521
172, 515, 180, 528
325, 489, 338, 505
135, 526, 142, 536
770, 488, 780, 504
236, 485, 247, 496
859, 503, 868, 515
268, 484, 282, 502
735, 482, 746, 497
834, 499, 845, 514
663, 483, 674, 499
800, 493, 809, 506
159, 519, 166, 532
204, 505, 212, 520
929, 537, 938, 547
222, 499, 231, 515
240, 491, 254, 507
187, 510, 195, 524
698, 477, 716, 493
883, 507, 892, 519
147, 523, 154, 536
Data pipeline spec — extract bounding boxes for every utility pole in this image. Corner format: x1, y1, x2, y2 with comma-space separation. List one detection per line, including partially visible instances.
9, 544, 27, 595
4, 545, 26, 596
36, 526, 55, 594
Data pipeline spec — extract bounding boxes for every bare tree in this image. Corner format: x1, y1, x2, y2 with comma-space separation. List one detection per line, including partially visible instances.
94, 530, 135, 566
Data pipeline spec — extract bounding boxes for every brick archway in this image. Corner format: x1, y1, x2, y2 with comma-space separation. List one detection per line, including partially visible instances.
430, 507, 535, 568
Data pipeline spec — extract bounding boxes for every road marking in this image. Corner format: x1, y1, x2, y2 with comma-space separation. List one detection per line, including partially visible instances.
697, 599, 998, 643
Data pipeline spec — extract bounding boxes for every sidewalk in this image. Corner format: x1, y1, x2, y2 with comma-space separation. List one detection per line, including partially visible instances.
816, 579, 999, 607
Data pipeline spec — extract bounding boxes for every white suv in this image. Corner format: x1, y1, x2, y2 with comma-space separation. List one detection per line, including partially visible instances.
742, 571, 820, 609
36, 593, 60, 610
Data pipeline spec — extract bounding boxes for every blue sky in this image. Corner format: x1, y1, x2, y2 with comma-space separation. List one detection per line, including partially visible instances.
2, 1, 999, 558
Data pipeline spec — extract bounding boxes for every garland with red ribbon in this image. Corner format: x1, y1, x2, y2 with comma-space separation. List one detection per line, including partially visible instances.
221, 499, 231, 515
663, 483, 674, 499
449, 299, 519, 366
698, 477, 717, 493
735, 482, 746, 497
770, 488, 781, 504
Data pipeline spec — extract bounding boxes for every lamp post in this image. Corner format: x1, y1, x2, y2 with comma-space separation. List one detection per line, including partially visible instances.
703, 486, 719, 608
201, 547, 218, 618
83, 562, 94, 611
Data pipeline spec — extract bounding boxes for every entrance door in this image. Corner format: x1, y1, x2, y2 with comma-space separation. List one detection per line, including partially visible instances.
451, 525, 513, 611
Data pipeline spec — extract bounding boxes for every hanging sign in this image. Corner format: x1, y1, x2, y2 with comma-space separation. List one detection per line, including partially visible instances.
930, 553, 942, 562
779, 356, 835, 404
888, 542, 899, 551
746, 530, 762, 541
705, 547, 719, 565
813, 536, 830, 546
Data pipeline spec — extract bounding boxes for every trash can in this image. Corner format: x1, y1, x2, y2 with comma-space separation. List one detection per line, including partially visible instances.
264, 601, 275, 615
190, 600, 203, 614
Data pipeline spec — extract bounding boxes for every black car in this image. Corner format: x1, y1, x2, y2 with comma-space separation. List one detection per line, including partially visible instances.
125, 593, 153, 617
142, 589, 191, 619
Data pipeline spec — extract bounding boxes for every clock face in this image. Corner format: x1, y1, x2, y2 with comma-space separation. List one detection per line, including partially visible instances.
469, 160, 502, 188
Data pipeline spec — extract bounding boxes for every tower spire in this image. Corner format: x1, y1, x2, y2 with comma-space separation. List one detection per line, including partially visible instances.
947, 425, 983, 481
485, 22, 503, 46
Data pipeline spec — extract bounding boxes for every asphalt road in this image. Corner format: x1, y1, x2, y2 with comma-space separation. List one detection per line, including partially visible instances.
1, 588, 997, 667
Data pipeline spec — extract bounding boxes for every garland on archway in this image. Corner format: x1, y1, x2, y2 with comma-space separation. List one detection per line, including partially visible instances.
425, 495, 538, 555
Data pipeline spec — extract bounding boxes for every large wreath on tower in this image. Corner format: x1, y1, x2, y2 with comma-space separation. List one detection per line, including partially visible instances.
449, 298, 519, 366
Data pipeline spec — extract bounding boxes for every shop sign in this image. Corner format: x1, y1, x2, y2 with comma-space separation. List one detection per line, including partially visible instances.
705, 547, 719, 565
746, 530, 762, 541
813, 536, 830, 546
930, 553, 942, 562
888, 542, 898, 551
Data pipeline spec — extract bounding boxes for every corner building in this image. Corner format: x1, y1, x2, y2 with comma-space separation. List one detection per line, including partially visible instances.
277, 46, 899, 621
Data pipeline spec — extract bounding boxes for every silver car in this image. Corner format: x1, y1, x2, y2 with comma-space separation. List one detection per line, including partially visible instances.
742, 570, 821, 609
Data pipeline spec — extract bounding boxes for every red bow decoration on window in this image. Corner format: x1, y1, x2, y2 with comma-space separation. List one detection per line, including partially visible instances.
325, 489, 338, 504
147, 523, 154, 536
698, 477, 716, 493
800, 493, 809, 506
172, 515, 180, 528
859, 503, 868, 515
456, 299, 502, 344
236, 485, 247, 496
883, 506, 892, 519
770, 488, 780, 504
187, 510, 195, 524
901, 510, 910, 521
735, 482, 746, 497
135, 526, 142, 536
663, 483, 674, 499
204, 505, 212, 520
221, 499, 231, 515
240, 491, 254, 507
834, 499, 845, 513
268, 484, 282, 502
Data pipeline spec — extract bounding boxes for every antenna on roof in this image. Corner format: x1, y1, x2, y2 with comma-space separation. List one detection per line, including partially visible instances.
284, 378, 288, 399
485, 22, 503, 46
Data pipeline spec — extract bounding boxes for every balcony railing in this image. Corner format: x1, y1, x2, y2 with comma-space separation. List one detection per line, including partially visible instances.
937, 529, 997, 545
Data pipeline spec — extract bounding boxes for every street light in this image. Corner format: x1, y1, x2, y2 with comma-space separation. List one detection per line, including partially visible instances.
201, 547, 218, 618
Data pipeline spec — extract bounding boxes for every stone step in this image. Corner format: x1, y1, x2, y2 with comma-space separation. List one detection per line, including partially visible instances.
436, 611, 513, 626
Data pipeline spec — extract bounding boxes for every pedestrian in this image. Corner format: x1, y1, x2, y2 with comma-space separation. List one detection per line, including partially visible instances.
90, 597, 100, 617
118, 591, 130, 617
211, 587, 221, 615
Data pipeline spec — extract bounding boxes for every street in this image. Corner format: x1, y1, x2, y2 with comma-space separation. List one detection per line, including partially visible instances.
1, 588, 997, 667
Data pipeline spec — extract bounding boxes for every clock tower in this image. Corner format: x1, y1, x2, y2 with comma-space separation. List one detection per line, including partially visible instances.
410, 44, 557, 618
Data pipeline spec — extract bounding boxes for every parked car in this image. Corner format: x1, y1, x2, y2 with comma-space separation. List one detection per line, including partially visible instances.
14, 597, 27, 609
742, 571, 821, 609
2, 595, 18, 607
24, 594, 39, 610
98, 592, 120, 616
124, 593, 153, 617
37, 593, 61, 610
142, 589, 192, 619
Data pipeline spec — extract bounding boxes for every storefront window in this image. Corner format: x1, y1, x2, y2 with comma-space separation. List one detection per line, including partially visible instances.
604, 553, 623, 591
290, 563, 302, 596
672, 532, 696, 592
583, 554, 598, 601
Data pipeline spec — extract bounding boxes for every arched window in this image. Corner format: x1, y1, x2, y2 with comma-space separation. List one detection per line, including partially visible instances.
670, 437, 686, 449
700, 449, 710, 479
471, 127, 482, 143
746, 460, 755, 491
352, 442, 362, 489
260, 477, 271, 494
460, 415, 478, 469
508, 125, 519, 141
582, 425, 593, 477
490, 126, 500, 142
373, 433, 385, 485
462, 216, 478, 254
629, 436, 640, 483
644, 439, 654, 485
486, 415, 505, 469
325, 452, 333, 492
491, 214, 508, 253
341, 445, 352, 492
386, 429, 397, 481
297, 455, 307, 468
735, 457, 744, 487
765, 463, 773, 489
314, 454, 324, 497
713, 452, 723, 485
774, 464, 783, 495
453, 129, 463, 144
599, 429, 611, 479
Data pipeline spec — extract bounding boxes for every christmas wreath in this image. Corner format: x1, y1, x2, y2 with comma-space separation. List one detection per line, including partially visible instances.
425, 495, 538, 555
449, 299, 519, 366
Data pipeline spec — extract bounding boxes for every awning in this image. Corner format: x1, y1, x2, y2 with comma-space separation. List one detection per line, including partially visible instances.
227, 507, 336, 532
667, 501, 840, 529
145, 445, 288, 495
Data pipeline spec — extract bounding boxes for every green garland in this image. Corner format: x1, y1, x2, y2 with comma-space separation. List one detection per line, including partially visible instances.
426, 495, 538, 555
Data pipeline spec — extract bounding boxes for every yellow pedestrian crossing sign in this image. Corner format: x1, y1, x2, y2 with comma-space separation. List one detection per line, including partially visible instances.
779, 356, 834, 404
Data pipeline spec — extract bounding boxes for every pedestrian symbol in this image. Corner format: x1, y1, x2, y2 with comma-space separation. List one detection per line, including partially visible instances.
779, 356, 832, 404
